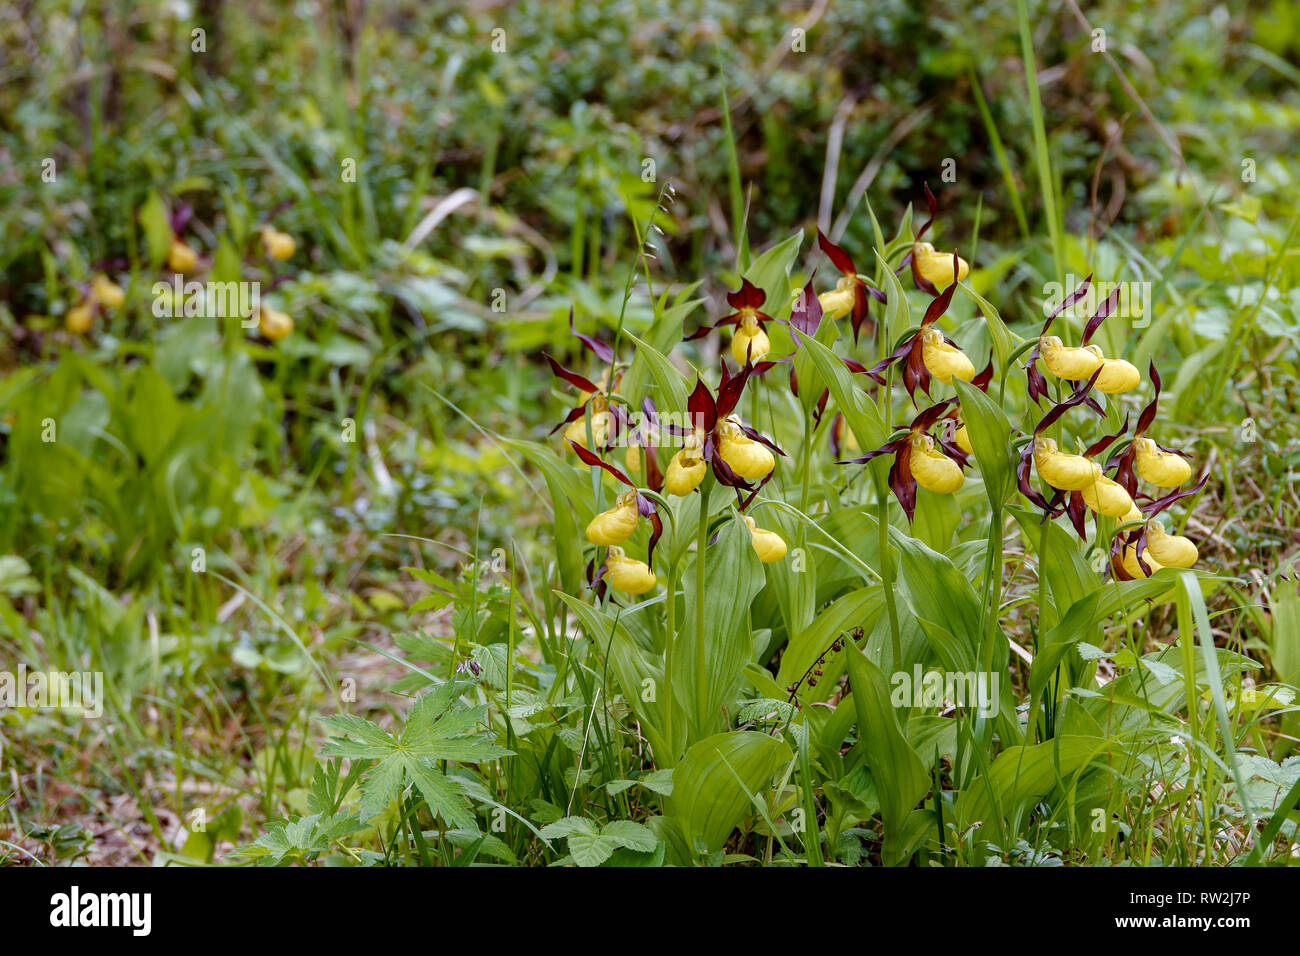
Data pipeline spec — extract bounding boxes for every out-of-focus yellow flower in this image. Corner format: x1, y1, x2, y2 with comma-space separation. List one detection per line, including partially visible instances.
1033, 437, 1102, 491
919, 327, 975, 385
954, 421, 973, 455
744, 516, 787, 563
1120, 543, 1163, 579
1079, 473, 1135, 518
1144, 521, 1198, 568
665, 449, 707, 495
261, 226, 296, 261
66, 302, 94, 334
564, 409, 611, 451
909, 433, 963, 493
912, 242, 968, 288
834, 414, 860, 454
818, 276, 858, 320
1134, 437, 1191, 488
717, 418, 775, 480
92, 275, 125, 310
585, 491, 639, 546
258, 306, 293, 341
1094, 357, 1140, 394
624, 445, 642, 477
605, 546, 657, 594
168, 238, 199, 273
1039, 336, 1104, 381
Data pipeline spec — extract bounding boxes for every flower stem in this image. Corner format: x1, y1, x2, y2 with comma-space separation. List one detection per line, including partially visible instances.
694, 480, 713, 730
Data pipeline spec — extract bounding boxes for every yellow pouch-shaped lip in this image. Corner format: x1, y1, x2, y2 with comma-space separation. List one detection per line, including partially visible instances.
913, 241, 969, 287
605, 547, 657, 594
1094, 358, 1140, 394
954, 422, 972, 455
1120, 543, 1163, 579
1039, 337, 1104, 380
564, 410, 610, 451
718, 421, 775, 480
909, 434, 963, 494
1033, 437, 1102, 491
744, 516, 787, 563
664, 450, 707, 496
920, 328, 975, 385
818, 279, 856, 320
1144, 522, 1197, 568
731, 323, 771, 365
585, 493, 639, 546
1134, 437, 1191, 488
1079, 473, 1135, 518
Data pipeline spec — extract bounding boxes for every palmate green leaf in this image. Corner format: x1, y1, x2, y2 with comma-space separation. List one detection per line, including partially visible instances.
317, 684, 510, 827
539, 817, 658, 867
952, 378, 1015, 507
668, 730, 792, 853
845, 644, 930, 864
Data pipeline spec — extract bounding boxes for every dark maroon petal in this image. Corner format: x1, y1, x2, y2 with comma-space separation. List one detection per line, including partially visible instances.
726, 277, 767, 311
838, 436, 907, 467
544, 352, 600, 394
889, 447, 917, 522
788, 364, 800, 397
790, 277, 824, 336
687, 378, 717, 431
972, 356, 995, 391
715, 363, 752, 419
813, 388, 829, 425
937, 438, 970, 469
642, 502, 664, 568
1081, 286, 1122, 345
1083, 414, 1130, 460
683, 323, 719, 341
570, 308, 615, 363
549, 404, 589, 435
914, 183, 938, 242
1065, 491, 1088, 540
569, 440, 633, 487
1017, 445, 1052, 511
850, 287, 873, 343
739, 424, 787, 457
1034, 366, 1106, 435
1145, 469, 1211, 517
911, 398, 959, 431
921, 280, 958, 327
829, 412, 844, 459
817, 228, 858, 277
1112, 447, 1138, 497
738, 471, 775, 512
1042, 274, 1092, 332
1135, 360, 1162, 437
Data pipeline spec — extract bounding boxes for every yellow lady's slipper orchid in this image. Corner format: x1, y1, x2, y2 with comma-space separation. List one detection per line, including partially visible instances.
1120, 543, 1163, 579
1093, 357, 1140, 394
1144, 521, 1198, 568
1033, 436, 1102, 491
605, 546, 657, 594
66, 303, 94, 334
1121, 503, 1144, 525
586, 492, 639, 546
92, 275, 125, 310
168, 238, 199, 273
818, 276, 858, 320
564, 410, 611, 451
1079, 473, 1136, 518
912, 242, 969, 288
954, 421, 973, 455
909, 433, 963, 493
258, 306, 293, 341
1134, 437, 1191, 488
717, 418, 775, 480
744, 516, 787, 563
1039, 336, 1104, 381
730, 318, 771, 365
261, 226, 296, 261
919, 327, 975, 385
664, 449, 707, 495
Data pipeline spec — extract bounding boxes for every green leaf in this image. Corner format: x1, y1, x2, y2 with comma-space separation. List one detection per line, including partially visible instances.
845, 644, 930, 863
668, 730, 792, 853
953, 379, 1014, 508
140, 192, 172, 270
